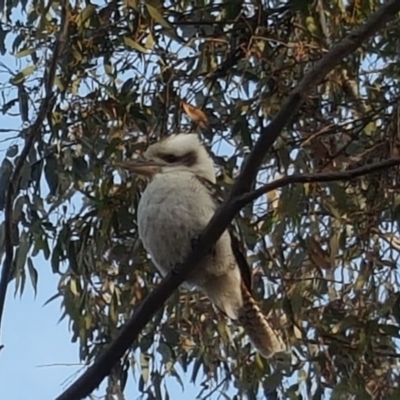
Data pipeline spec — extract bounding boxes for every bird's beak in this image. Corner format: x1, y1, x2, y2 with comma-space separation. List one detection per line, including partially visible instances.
113, 158, 165, 177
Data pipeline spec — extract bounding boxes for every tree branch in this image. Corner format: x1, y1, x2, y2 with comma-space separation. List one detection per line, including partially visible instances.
0, 2, 69, 338
55, 1, 400, 399
236, 157, 400, 208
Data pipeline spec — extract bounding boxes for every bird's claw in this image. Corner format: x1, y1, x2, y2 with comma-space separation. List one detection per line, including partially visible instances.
191, 235, 216, 257
190, 235, 201, 250
171, 263, 183, 275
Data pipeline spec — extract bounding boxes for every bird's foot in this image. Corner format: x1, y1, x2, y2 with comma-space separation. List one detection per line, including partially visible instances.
191, 235, 216, 257
190, 235, 201, 250
171, 263, 183, 275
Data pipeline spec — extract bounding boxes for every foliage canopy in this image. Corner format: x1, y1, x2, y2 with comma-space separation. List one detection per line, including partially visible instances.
1, 0, 400, 399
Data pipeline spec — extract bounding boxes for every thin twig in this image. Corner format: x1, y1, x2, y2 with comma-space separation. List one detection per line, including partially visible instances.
0, 1, 69, 338
37, 363, 86, 368
55, 1, 400, 399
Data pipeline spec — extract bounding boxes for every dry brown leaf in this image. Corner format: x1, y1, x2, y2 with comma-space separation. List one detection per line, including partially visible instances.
267, 188, 280, 211
181, 101, 208, 129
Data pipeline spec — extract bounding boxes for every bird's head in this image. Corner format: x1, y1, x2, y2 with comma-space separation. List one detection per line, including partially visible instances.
116, 133, 216, 183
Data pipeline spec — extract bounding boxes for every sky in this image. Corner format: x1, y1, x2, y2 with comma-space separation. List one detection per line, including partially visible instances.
0, 260, 86, 399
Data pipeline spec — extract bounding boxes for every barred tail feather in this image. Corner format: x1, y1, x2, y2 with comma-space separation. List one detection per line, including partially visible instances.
238, 282, 286, 359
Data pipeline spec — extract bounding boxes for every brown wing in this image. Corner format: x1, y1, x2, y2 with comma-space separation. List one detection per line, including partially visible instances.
195, 175, 253, 293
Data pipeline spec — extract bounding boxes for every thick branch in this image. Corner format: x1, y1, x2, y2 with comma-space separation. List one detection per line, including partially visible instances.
236, 157, 400, 208
0, 3, 69, 338
55, 1, 400, 399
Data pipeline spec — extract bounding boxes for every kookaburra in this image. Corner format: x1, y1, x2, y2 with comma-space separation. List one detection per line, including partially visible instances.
118, 133, 286, 359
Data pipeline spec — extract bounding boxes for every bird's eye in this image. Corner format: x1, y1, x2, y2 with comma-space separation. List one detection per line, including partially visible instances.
162, 154, 179, 163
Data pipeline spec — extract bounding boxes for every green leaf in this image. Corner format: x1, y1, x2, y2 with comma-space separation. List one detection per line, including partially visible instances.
120, 78, 135, 94
0, 22, 7, 55
77, 4, 97, 26
331, 316, 362, 334
161, 326, 180, 346
18, 84, 29, 122
15, 231, 31, 275
44, 156, 59, 196
354, 263, 371, 291
67, 240, 80, 273
377, 323, 400, 338
145, 33, 155, 49
69, 278, 79, 297
392, 293, 400, 325
157, 342, 173, 364
27, 257, 38, 296
72, 157, 89, 179
11, 33, 23, 54
15, 47, 35, 58
125, 0, 138, 8
10, 65, 35, 85
305, 16, 319, 35
43, 292, 61, 307
41, 236, 50, 260
6, 144, 18, 158
123, 36, 148, 53
19, 159, 31, 190
0, 222, 5, 260
53, 76, 65, 92
140, 353, 150, 384
221, 0, 242, 20
388, 387, 400, 400
0, 158, 13, 210
15, 264, 26, 297
13, 195, 27, 222
104, 61, 113, 76
233, 116, 251, 148
51, 243, 61, 273
145, 4, 173, 29
191, 354, 203, 383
